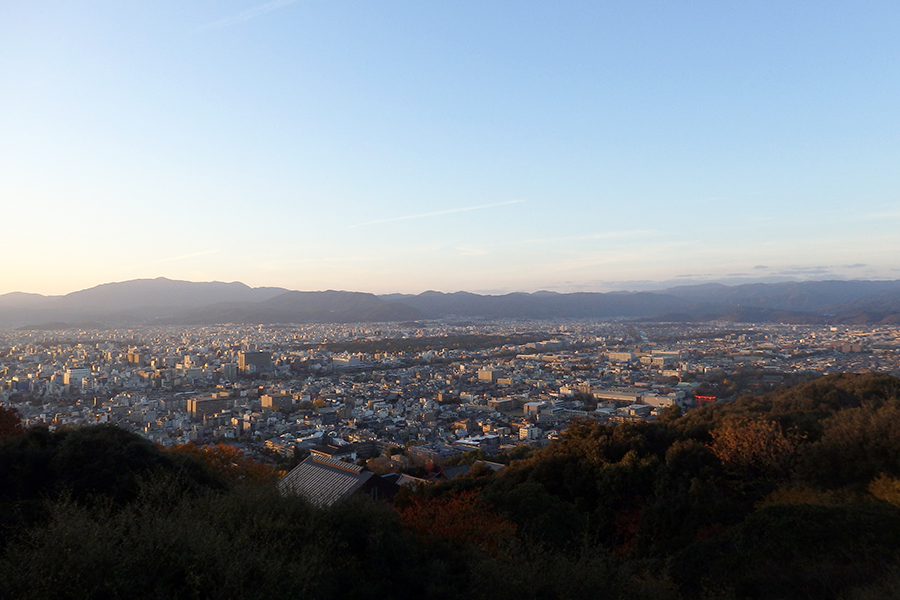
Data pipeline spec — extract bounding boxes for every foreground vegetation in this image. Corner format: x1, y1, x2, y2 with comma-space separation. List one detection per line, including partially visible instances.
3, 372, 900, 599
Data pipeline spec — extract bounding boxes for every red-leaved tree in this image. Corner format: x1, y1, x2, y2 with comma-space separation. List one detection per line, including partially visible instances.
397, 490, 516, 556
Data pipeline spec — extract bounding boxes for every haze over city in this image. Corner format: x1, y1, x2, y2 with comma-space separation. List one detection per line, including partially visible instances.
3, 2, 898, 296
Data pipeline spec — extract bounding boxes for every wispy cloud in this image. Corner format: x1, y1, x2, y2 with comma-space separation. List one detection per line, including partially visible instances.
455, 245, 489, 256
444, 228, 659, 258
349, 199, 525, 228
200, 0, 300, 31
775, 265, 833, 276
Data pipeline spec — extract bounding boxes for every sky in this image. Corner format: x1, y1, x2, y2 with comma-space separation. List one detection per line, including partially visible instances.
2, 1, 899, 296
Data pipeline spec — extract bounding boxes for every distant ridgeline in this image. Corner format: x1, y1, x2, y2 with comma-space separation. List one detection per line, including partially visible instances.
4, 277, 900, 328
2, 373, 900, 598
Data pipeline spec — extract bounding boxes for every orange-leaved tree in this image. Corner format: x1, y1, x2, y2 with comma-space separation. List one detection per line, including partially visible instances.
168, 443, 274, 484
709, 417, 801, 477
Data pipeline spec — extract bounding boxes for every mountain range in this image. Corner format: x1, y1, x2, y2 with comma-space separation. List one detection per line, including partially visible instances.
3, 277, 900, 329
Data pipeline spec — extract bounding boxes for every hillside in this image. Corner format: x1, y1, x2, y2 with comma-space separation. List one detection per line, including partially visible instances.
3, 373, 900, 599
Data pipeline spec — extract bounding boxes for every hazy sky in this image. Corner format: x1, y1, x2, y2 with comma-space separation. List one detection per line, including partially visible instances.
2, 1, 898, 296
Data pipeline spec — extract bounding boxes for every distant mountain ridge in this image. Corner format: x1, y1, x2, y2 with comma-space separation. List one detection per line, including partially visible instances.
661, 280, 900, 312
0, 278, 291, 328
3, 277, 900, 329
380, 290, 694, 319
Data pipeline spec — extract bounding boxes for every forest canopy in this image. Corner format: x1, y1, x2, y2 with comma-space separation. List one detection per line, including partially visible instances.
2, 373, 900, 599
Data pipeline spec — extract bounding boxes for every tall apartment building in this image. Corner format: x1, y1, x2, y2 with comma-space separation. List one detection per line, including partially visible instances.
125, 351, 146, 366
238, 351, 272, 374
261, 393, 293, 411
187, 396, 231, 420
478, 368, 502, 383
221, 363, 238, 381
64, 367, 91, 387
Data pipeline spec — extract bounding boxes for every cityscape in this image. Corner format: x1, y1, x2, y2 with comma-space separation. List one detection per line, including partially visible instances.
4, 1, 900, 597
3, 317, 897, 469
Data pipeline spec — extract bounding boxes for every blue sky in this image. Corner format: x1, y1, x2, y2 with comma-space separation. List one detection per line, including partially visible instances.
2, 1, 898, 296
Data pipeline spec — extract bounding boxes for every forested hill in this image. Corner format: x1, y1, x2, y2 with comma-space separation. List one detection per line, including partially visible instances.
6, 277, 900, 328
3, 373, 900, 599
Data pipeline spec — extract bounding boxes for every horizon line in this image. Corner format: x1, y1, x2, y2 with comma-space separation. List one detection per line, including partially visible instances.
3, 274, 899, 299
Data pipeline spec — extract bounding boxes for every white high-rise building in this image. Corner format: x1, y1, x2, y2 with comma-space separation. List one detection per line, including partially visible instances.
64, 367, 91, 387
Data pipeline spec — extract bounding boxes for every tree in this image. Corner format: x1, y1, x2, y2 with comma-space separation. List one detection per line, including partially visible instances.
797, 400, 900, 489
869, 474, 900, 507
168, 443, 274, 484
0, 425, 226, 512
397, 490, 515, 556
0, 406, 24, 439
709, 417, 800, 478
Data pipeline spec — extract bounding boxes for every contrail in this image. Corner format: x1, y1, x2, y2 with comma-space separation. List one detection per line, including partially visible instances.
200, 0, 300, 30
349, 199, 525, 228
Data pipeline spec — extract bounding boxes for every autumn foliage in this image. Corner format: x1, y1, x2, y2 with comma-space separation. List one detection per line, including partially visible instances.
168, 443, 274, 484
709, 417, 800, 476
397, 490, 516, 555
4, 373, 900, 599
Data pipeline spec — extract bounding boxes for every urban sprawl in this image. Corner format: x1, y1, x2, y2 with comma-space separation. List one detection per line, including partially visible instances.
2, 320, 898, 467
